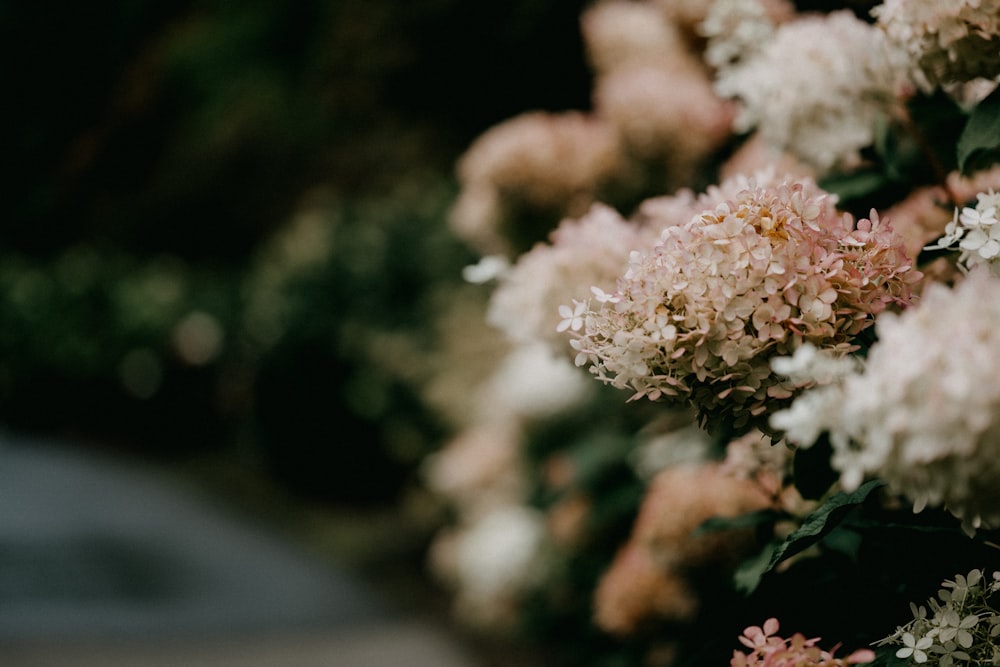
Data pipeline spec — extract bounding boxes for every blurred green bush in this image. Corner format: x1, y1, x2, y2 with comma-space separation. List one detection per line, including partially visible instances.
0, 0, 590, 503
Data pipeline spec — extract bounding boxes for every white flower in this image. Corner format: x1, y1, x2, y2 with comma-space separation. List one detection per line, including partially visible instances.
896, 632, 933, 662
930, 190, 1000, 274
557, 300, 587, 333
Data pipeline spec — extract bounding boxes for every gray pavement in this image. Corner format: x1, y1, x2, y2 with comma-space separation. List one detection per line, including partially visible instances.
0, 433, 480, 666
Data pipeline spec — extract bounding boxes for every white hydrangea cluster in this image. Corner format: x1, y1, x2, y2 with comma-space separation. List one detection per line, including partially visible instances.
877, 568, 1000, 665
872, 0, 1000, 90
707, 7, 909, 173
771, 268, 1000, 533
925, 189, 1000, 275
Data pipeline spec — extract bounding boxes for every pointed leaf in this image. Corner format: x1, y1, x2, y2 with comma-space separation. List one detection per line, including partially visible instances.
764, 479, 884, 573
958, 86, 1000, 175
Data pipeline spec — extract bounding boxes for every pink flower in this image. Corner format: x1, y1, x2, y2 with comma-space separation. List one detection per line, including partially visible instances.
731, 617, 876, 666
565, 173, 920, 431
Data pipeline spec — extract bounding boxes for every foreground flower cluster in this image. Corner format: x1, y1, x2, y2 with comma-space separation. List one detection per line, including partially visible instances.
731, 618, 875, 667
566, 173, 917, 431
420, 0, 1000, 665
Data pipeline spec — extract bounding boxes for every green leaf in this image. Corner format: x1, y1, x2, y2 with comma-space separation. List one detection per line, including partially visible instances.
764, 479, 885, 573
733, 540, 778, 594
958, 85, 1000, 175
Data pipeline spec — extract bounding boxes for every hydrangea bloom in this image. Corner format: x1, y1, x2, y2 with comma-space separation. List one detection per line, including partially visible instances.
731, 617, 875, 667
876, 568, 1000, 666
565, 173, 918, 431
448, 110, 624, 255
925, 189, 1000, 275
872, 0, 1000, 90
706, 6, 909, 173
593, 61, 735, 186
429, 504, 549, 630
488, 203, 657, 351
594, 461, 773, 634
580, 0, 695, 75
771, 268, 1000, 533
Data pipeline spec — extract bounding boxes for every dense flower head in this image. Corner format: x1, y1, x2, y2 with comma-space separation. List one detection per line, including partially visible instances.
732, 617, 876, 666
877, 568, 1000, 666
872, 0, 1000, 90
771, 268, 1000, 533
706, 6, 910, 173
565, 173, 919, 431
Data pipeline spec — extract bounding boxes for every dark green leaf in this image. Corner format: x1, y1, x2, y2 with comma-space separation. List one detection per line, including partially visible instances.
733, 540, 779, 594
765, 479, 885, 572
958, 85, 1000, 174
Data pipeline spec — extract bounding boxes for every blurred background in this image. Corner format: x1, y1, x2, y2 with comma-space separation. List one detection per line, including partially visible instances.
0, 0, 593, 664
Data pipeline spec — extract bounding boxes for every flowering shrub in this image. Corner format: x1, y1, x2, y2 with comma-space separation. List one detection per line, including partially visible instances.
421, 0, 1000, 665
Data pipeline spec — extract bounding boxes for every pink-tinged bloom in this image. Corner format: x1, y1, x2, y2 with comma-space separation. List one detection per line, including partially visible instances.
594, 461, 772, 635
731, 617, 875, 666
565, 172, 919, 431
448, 110, 625, 256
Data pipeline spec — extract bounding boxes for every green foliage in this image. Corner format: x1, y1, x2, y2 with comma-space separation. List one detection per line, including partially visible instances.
958, 85, 1000, 175
737, 480, 885, 594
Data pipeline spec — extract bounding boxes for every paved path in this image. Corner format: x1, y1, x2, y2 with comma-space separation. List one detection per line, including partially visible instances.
0, 433, 480, 666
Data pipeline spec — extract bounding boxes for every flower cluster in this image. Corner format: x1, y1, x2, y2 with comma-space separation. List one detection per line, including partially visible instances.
594, 461, 773, 635
872, 0, 1000, 90
448, 110, 624, 256
706, 3, 910, 173
926, 189, 1000, 275
731, 618, 875, 667
565, 173, 918, 431
422, 0, 1000, 663
771, 266, 1000, 533
877, 569, 1000, 666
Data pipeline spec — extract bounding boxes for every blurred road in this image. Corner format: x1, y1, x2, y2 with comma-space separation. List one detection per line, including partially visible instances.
0, 433, 479, 666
